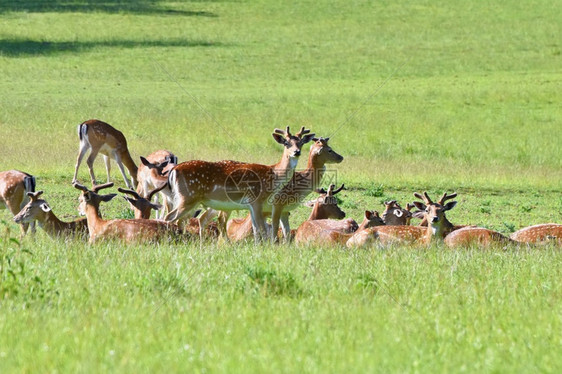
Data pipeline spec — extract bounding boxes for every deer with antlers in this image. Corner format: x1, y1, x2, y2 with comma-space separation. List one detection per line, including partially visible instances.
509, 224, 562, 245
294, 184, 386, 246
74, 182, 184, 243
13, 191, 88, 239
136, 150, 178, 219
381, 200, 415, 226
0, 170, 36, 235
165, 126, 315, 241
346, 192, 459, 248
72, 119, 138, 189
221, 136, 344, 242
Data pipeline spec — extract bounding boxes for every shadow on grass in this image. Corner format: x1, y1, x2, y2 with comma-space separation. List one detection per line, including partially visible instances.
0, 0, 217, 16
0, 38, 224, 57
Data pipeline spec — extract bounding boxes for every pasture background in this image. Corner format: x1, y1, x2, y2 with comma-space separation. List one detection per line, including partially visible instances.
0, 0, 561, 372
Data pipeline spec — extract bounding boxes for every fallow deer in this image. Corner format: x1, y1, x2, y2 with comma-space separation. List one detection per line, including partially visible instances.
165, 126, 315, 241
381, 200, 415, 226
13, 191, 88, 239
346, 192, 458, 248
220, 136, 344, 242
74, 182, 184, 244
72, 119, 138, 189
509, 223, 562, 245
0, 169, 36, 235
294, 184, 385, 246
444, 226, 514, 248
136, 150, 177, 219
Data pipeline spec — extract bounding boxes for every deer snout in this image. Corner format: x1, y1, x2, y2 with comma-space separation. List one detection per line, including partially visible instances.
338, 211, 346, 219
431, 216, 440, 223
293, 149, 301, 157
13, 215, 23, 224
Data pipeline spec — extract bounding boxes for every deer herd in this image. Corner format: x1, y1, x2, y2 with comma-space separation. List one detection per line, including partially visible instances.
1, 119, 561, 248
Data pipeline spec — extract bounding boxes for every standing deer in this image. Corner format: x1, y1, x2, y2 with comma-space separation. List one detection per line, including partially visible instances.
74, 182, 184, 243
294, 184, 385, 246
136, 150, 177, 219
0, 170, 36, 235
13, 191, 88, 239
221, 136, 344, 242
346, 192, 458, 248
72, 119, 138, 189
509, 223, 562, 245
165, 126, 315, 241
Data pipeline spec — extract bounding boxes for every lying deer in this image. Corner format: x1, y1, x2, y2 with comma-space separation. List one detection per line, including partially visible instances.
509, 223, 562, 245
381, 200, 415, 226
347, 192, 459, 248
294, 184, 385, 246
0, 169, 36, 235
74, 182, 184, 244
13, 191, 88, 239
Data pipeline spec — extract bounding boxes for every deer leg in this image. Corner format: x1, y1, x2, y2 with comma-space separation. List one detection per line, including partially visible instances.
270, 206, 282, 244
103, 155, 111, 184
73, 142, 90, 184
198, 208, 220, 240
280, 212, 291, 243
86, 148, 100, 186
249, 204, 267, 242
113, 153, 134, 189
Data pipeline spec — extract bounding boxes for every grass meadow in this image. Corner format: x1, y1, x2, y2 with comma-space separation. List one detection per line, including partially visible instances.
1, 0, 561, 372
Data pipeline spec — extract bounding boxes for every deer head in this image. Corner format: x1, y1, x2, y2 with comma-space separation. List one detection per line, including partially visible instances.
272, 126, 316, 161
74, 182, 117, 216
118, 183, 167, 219
413, 191, 457, 236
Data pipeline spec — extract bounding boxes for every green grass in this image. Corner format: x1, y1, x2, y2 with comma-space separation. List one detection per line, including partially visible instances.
0, 0, 561, 372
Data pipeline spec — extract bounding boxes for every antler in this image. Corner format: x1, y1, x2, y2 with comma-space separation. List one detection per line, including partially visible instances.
326, 184, 336, 196
332, 183, 346, 195
413, 191, 433, 205
147, 183, 168, 201
438, 192, 457, 205
295, 126, 311, 138
27, 190, 44, 200
73, 182, 89, 192
92, 182, 114, 193
118, 187, 141, 200
273, 126, 292, 137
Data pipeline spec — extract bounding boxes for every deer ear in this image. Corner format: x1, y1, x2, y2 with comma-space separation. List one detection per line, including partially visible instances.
365, 210, 373, 219
300, 133, 316, 144
413, 201, 426, 211
102, 193, 117, 202
40, 203, 51, 212
150, 203, 162, 211
444, 201, 457, 211
272, 133, 287, 145
140, 156, 151, 167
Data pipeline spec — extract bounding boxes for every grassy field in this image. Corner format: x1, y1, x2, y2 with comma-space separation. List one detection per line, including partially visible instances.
1, 0, 561, 372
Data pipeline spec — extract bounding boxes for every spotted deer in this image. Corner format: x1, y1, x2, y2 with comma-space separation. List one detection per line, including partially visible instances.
72, 119, 138, 189
509, 224, 562, 245
13, 191, 88, 239
0, 170, 36, 235
381, 200, 415, 226
165, 126, 315, 241
74, 182, 184, 244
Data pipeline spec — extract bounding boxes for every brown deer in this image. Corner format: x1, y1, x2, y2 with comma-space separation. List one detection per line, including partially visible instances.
136, 150, 177, 219
294, 184, 385, 246
165, 126, 315, 241
0, 170, 36, 235
346, 192, 458, 248
72, 119, 138, 189
221, 136, 344, 242
444, 226, 514, 248
509, 224, 562, 245
74, 182, 184, 244
13, 191, 88, 239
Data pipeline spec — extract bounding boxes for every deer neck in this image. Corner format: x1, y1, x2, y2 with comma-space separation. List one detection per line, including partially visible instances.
271, 152, 299, 194
39, 210, 66, 237
85, 204, 107, 236
307, 203, 329, 221
301, 151, 327, 189
424, 217, 454, 243
120, 151, 139, 185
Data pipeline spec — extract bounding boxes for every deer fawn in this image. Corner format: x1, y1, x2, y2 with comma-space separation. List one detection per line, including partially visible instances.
294, 184, 385, 246
509, 223, 561, 245
0, 170, 36, 235
74, 182, 184, 244
72, 119, 138, 189
165, 126, 315, 241
13, 191, 88, 239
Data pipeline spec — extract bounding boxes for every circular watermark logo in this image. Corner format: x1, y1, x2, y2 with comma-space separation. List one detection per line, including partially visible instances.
225, 168, 263, 204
